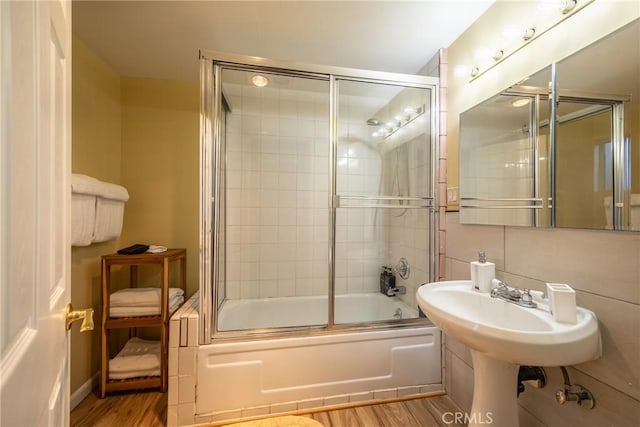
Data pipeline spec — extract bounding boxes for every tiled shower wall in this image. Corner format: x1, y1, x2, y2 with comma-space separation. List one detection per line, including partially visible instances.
225, 82, 331, 299
224, 83, 388, 299
384, 137, 431, 307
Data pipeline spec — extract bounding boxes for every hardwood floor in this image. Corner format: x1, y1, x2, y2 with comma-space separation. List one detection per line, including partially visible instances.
71, 391, 167, 427
306, 396, 463, 427
71, 391, 465, 427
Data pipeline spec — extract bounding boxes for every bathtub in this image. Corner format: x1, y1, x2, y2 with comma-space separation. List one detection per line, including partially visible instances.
217, 293, 419, 330
196, 293, 442, 418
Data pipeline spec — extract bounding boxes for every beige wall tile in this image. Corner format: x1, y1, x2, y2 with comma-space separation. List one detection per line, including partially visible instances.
241, 406, 270, 418
324, 394, 350, 405
446, 213, 505, 270
517, 367, 640, 427
177, 402, 195, 426
574, 291, 640, 401
446, 257, 472, 281
349, 391, 373, 402
447, 351, 474, 413
518, 407, 546, 427
445, 334, 472, 367
269, 401, 297, 414
444, 211, 640, 425
505, 227, 640, 304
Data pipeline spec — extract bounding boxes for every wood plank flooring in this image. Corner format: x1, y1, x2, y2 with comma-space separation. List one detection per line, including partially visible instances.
71, 391, 167, 427
306, 396, 463, 427
71, 391, 465, 427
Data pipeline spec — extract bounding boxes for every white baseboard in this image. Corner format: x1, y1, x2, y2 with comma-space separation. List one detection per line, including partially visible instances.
70, 372, 99, 410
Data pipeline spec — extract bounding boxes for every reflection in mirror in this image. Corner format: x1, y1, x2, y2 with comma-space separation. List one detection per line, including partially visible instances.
556, 101, 614, 229
556, 18, 639, 231
460, 18, 639, 231
459, 67, 551, 227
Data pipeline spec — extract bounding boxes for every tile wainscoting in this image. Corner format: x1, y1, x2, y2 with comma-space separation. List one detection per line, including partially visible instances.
443, 212, 640, 427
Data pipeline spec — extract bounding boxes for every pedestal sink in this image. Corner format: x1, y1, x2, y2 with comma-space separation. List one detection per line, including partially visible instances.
417, 280, 601, 427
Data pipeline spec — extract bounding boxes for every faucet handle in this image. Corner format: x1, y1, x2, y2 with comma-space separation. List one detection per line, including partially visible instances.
521, 289, 533, 304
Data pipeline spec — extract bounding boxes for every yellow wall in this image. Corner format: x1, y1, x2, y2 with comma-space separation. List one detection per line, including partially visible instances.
446, 1, 639, 209
71, 39, 200, 396
120, 77, 200, 297
70, 35, 122, 393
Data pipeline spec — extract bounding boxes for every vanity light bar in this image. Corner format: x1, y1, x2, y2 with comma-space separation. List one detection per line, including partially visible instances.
468, 0, 595, 82
374, 105, 425, 140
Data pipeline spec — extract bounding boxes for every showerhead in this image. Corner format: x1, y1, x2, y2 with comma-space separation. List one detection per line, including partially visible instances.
366, 118, 381, 126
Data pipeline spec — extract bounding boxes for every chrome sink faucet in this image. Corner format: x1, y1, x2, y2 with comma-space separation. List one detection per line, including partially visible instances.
490, 280, 537, 308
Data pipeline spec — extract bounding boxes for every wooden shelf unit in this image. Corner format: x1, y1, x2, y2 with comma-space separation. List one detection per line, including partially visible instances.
100, 248, 186, 398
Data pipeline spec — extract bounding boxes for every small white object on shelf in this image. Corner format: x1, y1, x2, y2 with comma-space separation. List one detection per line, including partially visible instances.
546, 283, 577, 324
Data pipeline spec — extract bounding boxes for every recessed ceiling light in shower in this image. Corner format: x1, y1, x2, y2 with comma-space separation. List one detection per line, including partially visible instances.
251, 75, 269, 87
511, 98, 531, 108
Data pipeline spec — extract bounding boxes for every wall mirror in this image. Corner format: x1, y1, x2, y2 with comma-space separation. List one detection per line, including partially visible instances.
460, 66, 551, 227
460, 18, 639, 231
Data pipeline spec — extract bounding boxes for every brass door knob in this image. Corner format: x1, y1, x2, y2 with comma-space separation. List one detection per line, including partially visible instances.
65, 304, 94, 332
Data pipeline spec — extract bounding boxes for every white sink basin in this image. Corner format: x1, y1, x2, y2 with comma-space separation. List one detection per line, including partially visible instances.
417, 280, 601, 427
416, 280, 601, 366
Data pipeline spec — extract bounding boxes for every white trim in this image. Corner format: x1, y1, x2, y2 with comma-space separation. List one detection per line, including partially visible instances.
70, 372, 98, 410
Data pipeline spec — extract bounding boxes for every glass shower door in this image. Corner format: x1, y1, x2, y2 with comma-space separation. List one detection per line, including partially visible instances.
216, 67, 331, 331
333, 79, 434, 325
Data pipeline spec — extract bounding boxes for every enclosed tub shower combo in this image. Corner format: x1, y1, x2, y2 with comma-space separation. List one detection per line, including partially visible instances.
192, 51, 442, 421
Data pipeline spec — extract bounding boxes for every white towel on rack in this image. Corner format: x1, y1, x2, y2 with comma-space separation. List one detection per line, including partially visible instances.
71, 174, 129, 201
71, 174, 103, 196
71, 174, 129, 244
110, 287, 184, 307
93, 198, 125, 243
109, 296, 184, 317
108, 337, 160, 380
71, 193, 96, 246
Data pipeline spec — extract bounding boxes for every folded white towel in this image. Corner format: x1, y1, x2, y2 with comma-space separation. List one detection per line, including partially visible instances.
93, 198, 125, 243
110, 287, 184, 307
71, 174, 129, 201
146, 245, 168, 254
108, 368, 161, 380
71, 174, 103, 196
109, 296, 184, 317
71, 194, 96, 246
109, 337, 160, 380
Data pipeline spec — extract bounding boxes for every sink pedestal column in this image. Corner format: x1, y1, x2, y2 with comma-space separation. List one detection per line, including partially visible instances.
469, 350, 520, 427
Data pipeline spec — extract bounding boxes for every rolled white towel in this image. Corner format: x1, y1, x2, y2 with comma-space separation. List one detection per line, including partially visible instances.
110, 287, 184, 307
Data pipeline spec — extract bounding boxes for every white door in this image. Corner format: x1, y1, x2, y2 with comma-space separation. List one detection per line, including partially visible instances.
0, 1, 73, 426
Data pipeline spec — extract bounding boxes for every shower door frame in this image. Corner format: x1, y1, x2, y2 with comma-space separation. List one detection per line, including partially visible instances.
198, 50, 440, 345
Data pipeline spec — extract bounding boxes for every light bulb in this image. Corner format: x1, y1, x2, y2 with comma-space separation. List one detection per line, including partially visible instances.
251, 75, 269, 87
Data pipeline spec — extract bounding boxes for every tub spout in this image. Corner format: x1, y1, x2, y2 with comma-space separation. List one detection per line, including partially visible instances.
386, 286, 406, 297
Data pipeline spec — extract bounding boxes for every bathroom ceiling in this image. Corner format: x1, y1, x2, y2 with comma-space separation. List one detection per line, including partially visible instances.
72, 0, 495, 82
